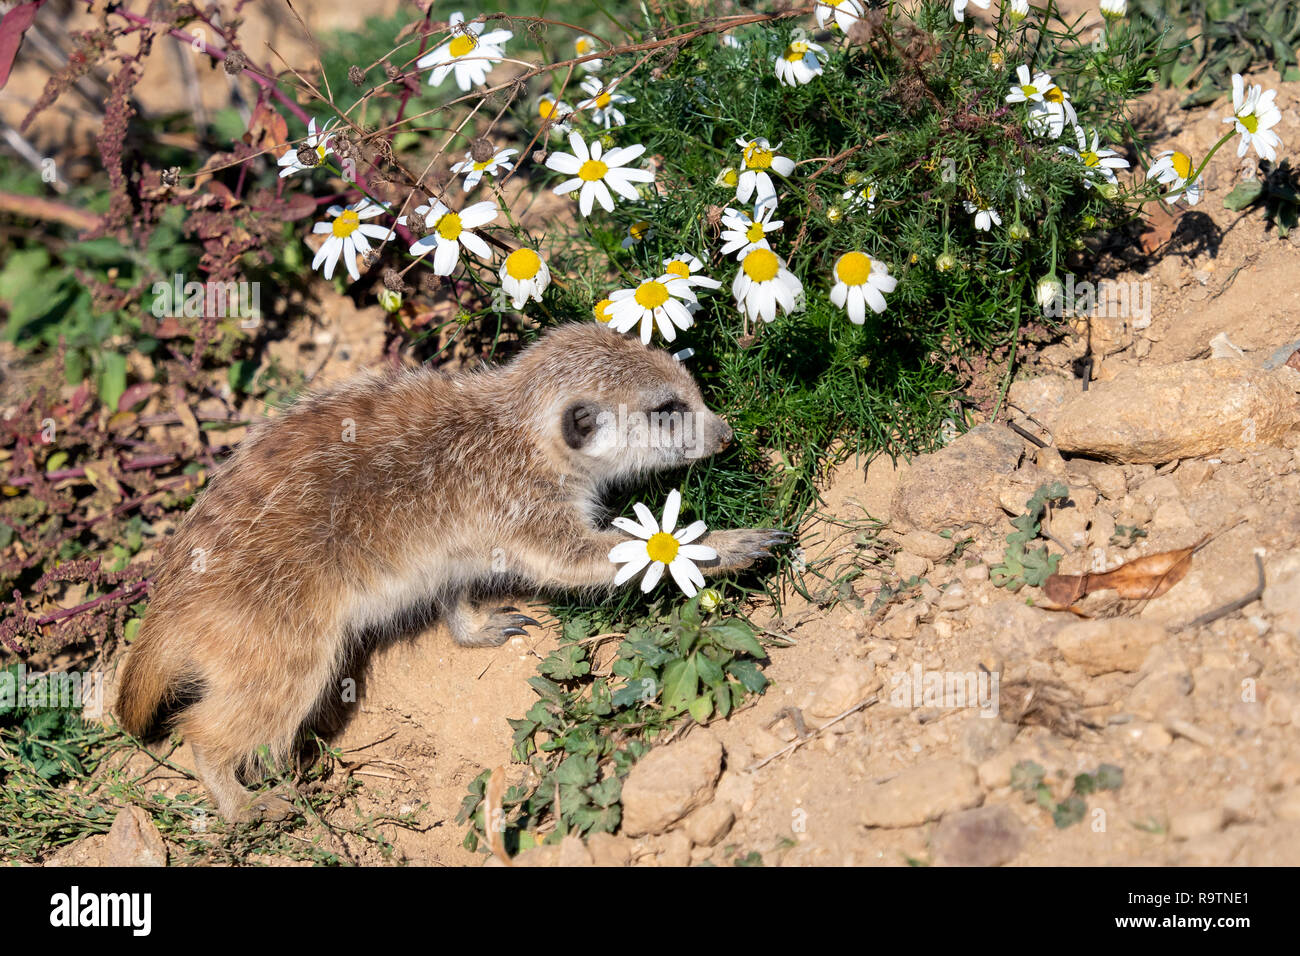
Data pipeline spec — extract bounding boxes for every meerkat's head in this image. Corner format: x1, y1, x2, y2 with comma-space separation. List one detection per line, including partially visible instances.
513, 324, 734, 485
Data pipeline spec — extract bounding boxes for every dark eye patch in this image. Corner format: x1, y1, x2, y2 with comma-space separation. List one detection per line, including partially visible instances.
652, 398, 690, 417
562, 401, 601, 449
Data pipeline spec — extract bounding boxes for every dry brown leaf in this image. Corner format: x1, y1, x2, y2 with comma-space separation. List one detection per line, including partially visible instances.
1138, 204, 1181, 255
484, 765, 512, 867
1044, 544, 1196, 606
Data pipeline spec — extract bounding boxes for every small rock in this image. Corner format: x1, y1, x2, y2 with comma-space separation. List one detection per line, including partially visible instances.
585, 832, 633, 867
894, 551, 929, 581
683, 801, 735, 847
621, 731, 724, 837
807, 662, 881, 720
1055, 619, 1167, 676
1072, 461, 1127, 500
1169, 807, 1226, 841
931, 805, 1026, 866
512, 834, 596, 867
882, 604, 923, 641
900, 529, 956, 561
938, 583, 971, 611
1223, 786, 1257, 824
106, 805, 167, 867
961, 563, 990, 584
958, 715, 1017, 765
655, 830, 693, 867
859, 759, 983, 828
891, 424, 1026, 531
1008, 376, 1069, 424
977, 751, 1017, 790
1047, 360, 1300, 464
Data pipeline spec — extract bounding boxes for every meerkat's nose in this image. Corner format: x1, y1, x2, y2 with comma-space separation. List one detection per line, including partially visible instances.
717, 417, 734, 450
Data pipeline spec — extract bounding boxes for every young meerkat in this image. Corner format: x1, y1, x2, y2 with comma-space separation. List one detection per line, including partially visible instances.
116, 323, 787, 822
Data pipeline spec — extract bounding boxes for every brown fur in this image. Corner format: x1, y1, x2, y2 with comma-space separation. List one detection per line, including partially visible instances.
116, 324, 784, 821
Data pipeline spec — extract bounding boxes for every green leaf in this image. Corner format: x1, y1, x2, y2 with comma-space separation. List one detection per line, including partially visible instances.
1223, 179, 1264, 211
660, 656, 698, 717
1095, 764, 1125, 791
97, 353, 127, 411
708, 619, 766, 659
726, 659, 769, 694
1053, 795, 1087, 828
688, 691, 713, 724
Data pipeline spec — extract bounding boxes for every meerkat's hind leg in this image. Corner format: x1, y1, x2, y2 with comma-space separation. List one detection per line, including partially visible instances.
441, 597, 541, 647
191, 743, 297, 824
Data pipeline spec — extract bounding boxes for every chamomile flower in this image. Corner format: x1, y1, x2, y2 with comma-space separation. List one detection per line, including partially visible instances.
735, 137, 795, 214
1027, 84, 1077, 139
402, 198, 497, 276
574, 35, 603, 73
417, 12, 511, 91
733, 247, 803, 324
953, 0, 992, 21
842, 181, 878, 213
620, 220, 655, 249
577, 76, 634, 129
1225, 73, 1282, 162
546, 132, 655, 217
1062, 126, 1130, 188
815, 0, 866, 32
1100, 0, 1126, 17
1006, 0, 1030, 20
775, 39, 825, 87
608, 490, 717, 597
606, 274, 699, 344
830, 252, 897, 323
1147, 150, 1202, 205
714, 166, 740, 190
449, 146, 518, 192
1006, 65, 1053, 104
498, 248, 550, 308
963, 200, 1001, 231
662, 253, 722, 292
536, 94, 574, 137
719, 205, 783, 258
593, 297, 616, 324
278, 117, 337, 178
309, 200, 395, 283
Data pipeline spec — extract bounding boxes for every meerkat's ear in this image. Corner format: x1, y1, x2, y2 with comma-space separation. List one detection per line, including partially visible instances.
561, 401, 602, 449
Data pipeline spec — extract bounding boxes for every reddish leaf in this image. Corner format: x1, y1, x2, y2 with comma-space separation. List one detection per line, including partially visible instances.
0, 1, 44, 90
1044, 545, 1197, 606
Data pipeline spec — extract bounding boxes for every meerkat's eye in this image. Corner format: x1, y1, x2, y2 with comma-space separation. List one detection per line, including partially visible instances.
652, 398, 689, 417
561, 401, 602, 449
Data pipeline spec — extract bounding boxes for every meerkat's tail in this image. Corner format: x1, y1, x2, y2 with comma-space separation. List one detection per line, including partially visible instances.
115, 620, 187, 737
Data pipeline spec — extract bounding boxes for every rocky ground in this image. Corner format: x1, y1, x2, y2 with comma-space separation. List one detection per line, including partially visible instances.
30, 29, 1300, 867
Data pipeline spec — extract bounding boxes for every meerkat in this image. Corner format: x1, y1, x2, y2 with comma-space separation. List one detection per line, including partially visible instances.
116, 324, 788, 822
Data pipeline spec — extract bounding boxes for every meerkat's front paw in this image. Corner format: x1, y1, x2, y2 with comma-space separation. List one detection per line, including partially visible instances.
698, 529, 792, 572
238, 789, 299, 824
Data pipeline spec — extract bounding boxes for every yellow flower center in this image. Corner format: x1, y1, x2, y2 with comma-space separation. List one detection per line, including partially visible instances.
1239, 111, 1259, 133
745, 221, 766, 243
1082, 150, 1100, 167
576, 37, 591, 54
646, 531, 679, 564
331, 209, 360, 238
836, 251, 873, 286
504, 248, 541, 279
316, 143, 328, 160
664, 260, 691, 278
578, 159, 609, 182
435, 212, 463, 240
784, 41, 809, 62
629, 221, 650, 240
743, 142, 774, 170
595, 91, 612, 108
594, 297, 614, 323
538, 99, 557, 119
1170, 151, 1193, 179
1043, 86, 1064, 104
634, 280, 671, 309
742, 248, 779, 282
990, 51, 1005, 67
722, 168, 739, 187
448, 33, 477, 59
1021, 84, 1038, 97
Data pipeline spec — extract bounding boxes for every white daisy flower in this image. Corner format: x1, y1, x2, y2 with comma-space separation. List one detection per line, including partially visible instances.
1006, 64, 1053, 104
309, 200, 395, 283
402, 198, 497, 276
1147, 150, 1202, 205
1026, 84, 1077, 139
963, 200, 1002, 231
1100, 0, 1126, 18
606, 274, 699, 344
593, 296, 616, 324
733, 247, 803, 324
536, 93, 574, 137
842, 181, 878, 213
545, 132, 655, 217
608, 490, 717, 597
417, 11, 512, 92
278, 117, 337, 178
815, 0, 866, 32
1006, 0, 1030, 20
449, 147, 518, 192
498, 247, 550, 308
577, 76, 634, 129
1062, 126, 1130, 188
775, 40, 825, 87
721, 34, 743, 50
620, 220, 655, 249
719, 205, 783, 259
662, 253, 722, 292
574, 35, 604, 73
953, 0, 992, 21
830, 251, 897, 324
735, 137, 795, 215
1225, 73, 1283, 162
